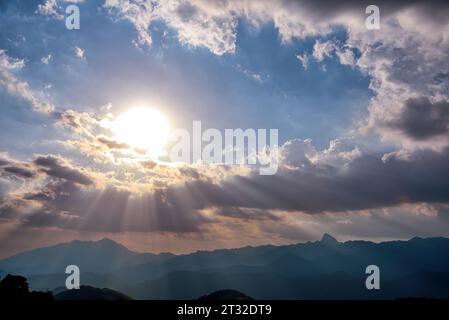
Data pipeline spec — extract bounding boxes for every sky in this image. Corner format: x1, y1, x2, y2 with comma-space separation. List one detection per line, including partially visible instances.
1, 0, 449, 258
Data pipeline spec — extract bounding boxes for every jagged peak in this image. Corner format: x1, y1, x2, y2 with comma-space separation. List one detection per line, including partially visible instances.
320, 233, 339, 245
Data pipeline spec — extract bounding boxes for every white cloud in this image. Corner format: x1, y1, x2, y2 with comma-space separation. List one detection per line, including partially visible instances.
36, 0, 64, 20
154, 0, 237, 55
335, 47, 355, 66
234, 64, 264, 83
348, 10, 449, 151
104, 0, 238, 55
296, 53, 308, 70
74, 46, 85, 59
0, 50, 54, 113
104, 0, 154, 47
312, 40, 336, 62
41, 54, 53, 65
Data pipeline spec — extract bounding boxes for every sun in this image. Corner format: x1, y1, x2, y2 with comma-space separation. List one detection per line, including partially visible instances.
112, 107, 170, 157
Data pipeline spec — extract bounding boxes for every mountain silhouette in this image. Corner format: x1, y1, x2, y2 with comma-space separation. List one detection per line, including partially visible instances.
320, 233, 339, 246
0, 238, 174, 275
2, 235, 449, 299
199, 289, 253, 300
54, 285, 132, 300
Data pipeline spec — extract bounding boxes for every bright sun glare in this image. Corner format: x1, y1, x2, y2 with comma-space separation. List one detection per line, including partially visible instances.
112, 107, 170, 157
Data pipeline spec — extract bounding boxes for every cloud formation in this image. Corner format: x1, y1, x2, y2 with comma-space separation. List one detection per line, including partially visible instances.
0, 50, 54, 113
388, 97, 449, 140
1, 138, 449, 235
33, 155, 94, 186
2, 0, 449, 253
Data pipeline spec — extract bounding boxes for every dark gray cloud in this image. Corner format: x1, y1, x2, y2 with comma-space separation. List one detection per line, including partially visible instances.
214, 207, 281, 221
0, 157, 36, 179
2, 166, 35, 178
33, 155, 93, 185
170, 146, 449, 214
390, 97, 449, 140
0, 154, 95, 185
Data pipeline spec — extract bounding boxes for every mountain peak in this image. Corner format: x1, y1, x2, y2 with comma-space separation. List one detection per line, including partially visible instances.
68, 238, 122, 248
320, 233, 339, 245
92, 238, 130, 251
97, 238, 119, 245
198, 289, 253, 301
409, 236, 424, 242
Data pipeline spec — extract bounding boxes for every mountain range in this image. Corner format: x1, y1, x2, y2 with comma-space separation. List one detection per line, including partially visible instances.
1, 234, 449, 299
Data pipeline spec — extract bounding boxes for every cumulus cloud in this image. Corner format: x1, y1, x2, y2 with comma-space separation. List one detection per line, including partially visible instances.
91, 0, 449, 58
36, 0, 64, 20
348, 6, 449, 150
335, 47, 355, 66
156, 0, 237, 55
104, 0, 238, 54
388, 97, 449, 140
312, 40, 336, 62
